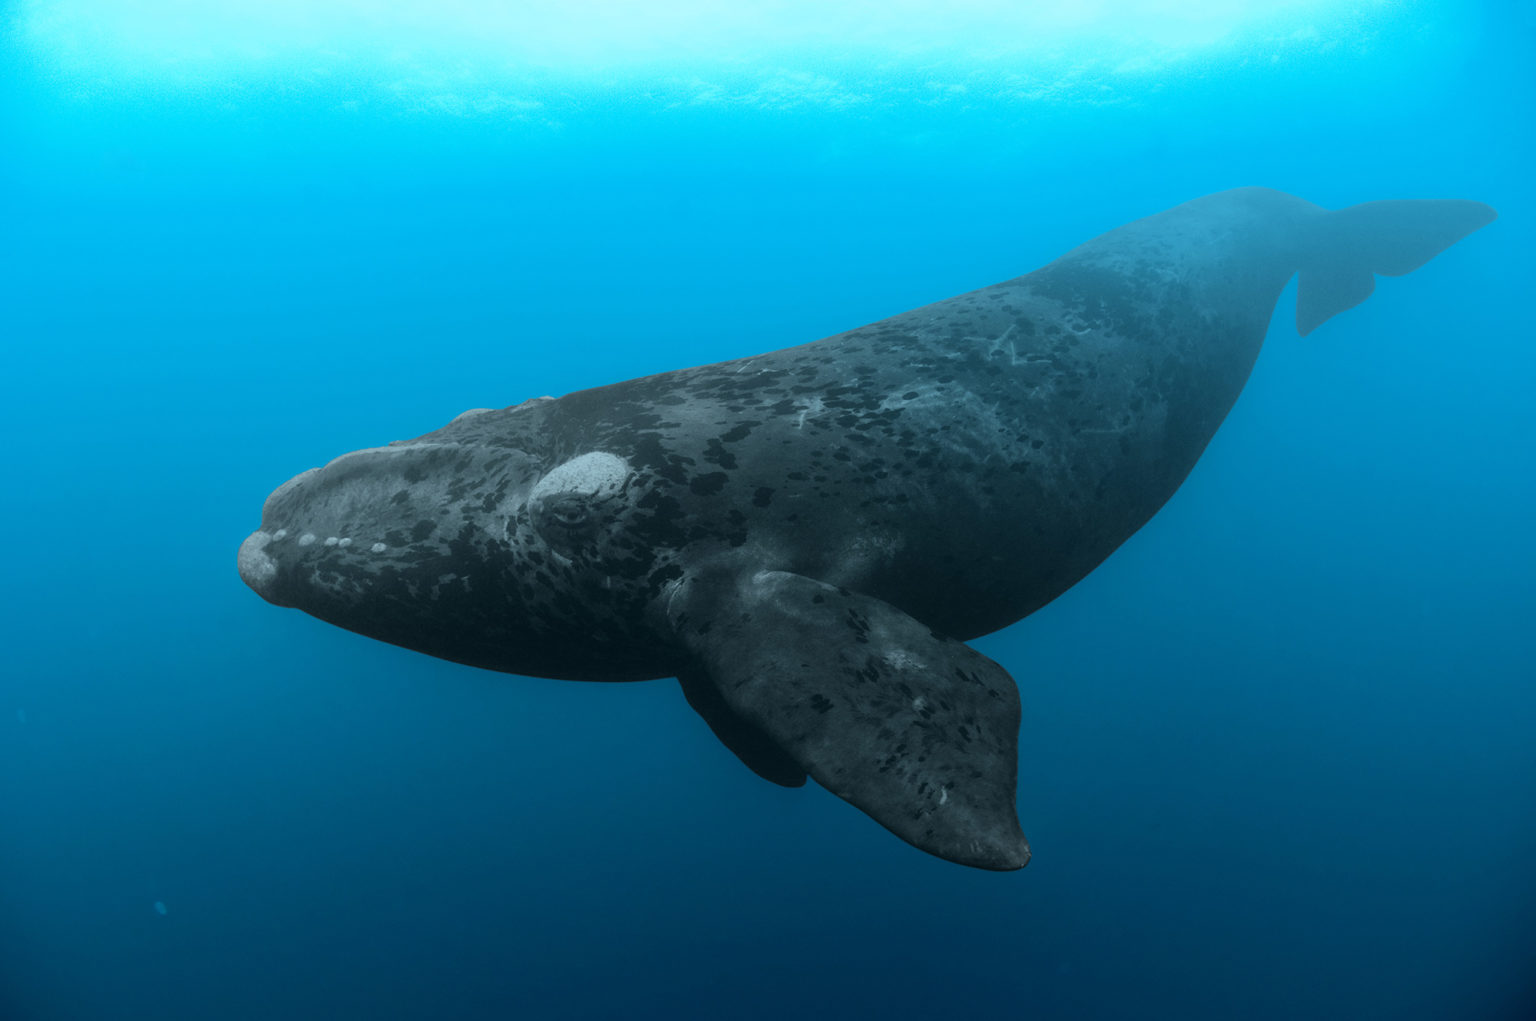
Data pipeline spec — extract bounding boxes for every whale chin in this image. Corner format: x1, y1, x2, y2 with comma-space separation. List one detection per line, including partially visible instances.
237, 531, 290, 607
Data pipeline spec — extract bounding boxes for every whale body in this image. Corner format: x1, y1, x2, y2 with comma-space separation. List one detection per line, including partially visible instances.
238, 187, 1494, 870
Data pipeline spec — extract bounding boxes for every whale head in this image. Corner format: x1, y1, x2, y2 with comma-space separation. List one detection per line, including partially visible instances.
237, 406, 671, 680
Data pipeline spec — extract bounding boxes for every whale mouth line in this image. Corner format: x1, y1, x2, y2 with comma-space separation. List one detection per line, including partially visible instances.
260, 442, 464, 523
261, 467, 321, 522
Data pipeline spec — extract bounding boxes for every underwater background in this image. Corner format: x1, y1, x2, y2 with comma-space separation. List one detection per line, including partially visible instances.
2, 1, 1533, 1018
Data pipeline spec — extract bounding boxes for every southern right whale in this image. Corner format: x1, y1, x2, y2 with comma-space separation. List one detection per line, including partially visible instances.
238, 187, 1496, 870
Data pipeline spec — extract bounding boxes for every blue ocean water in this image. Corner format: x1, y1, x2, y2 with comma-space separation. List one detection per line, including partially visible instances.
2, 2, 1533, 1018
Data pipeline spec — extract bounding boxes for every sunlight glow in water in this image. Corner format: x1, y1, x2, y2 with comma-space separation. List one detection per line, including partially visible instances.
16, 0, 1405, 110
19, 0, 1392, 66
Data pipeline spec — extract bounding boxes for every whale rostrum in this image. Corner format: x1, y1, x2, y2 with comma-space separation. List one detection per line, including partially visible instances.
238, 187, 1495, 870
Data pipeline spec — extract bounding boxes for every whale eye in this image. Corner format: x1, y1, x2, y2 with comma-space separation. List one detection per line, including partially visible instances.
543, 493, 593, 528
527, 451, 632, 559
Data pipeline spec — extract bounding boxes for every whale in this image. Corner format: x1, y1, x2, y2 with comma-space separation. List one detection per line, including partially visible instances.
237, 187, 1495, 870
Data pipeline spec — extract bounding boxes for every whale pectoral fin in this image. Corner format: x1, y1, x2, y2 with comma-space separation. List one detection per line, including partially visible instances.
1297, 198, 1497, 336
668, 570, 1029, 871
677, 667, 808, 788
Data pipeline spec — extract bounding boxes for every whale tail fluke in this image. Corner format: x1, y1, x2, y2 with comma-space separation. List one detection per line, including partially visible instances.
1296, 198, 1497, 337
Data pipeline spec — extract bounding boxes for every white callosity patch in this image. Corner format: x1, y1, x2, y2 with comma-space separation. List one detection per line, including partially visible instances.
323, 537, 338, 547
298, 533, 316, 547
236, 531, 278, 591
338, 538, 352, 548
449, 407, 495, 424
371, 542, 387, 553
526, 452, 632, 560
530, 452, 631, 503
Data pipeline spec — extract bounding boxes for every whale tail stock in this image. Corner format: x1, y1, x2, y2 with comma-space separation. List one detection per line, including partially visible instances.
1294, 197, 1497, 337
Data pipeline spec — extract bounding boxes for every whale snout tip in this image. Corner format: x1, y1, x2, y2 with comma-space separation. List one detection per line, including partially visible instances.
981, 825, 1032, 871
237, 531, 284, 605
950, 829, 1030, 871
988, 835, 1031, 872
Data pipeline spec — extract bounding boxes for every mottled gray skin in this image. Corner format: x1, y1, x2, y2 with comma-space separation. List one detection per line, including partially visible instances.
238, 187, 1494, 870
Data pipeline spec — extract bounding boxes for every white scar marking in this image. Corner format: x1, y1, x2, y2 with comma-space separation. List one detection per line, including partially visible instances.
370, 542, 386, 553
793, 396, 824, 430
982, 323, 1019, 364
939, 787, 949, 806
298, 533, 316, 547
911, 695, 927, 712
